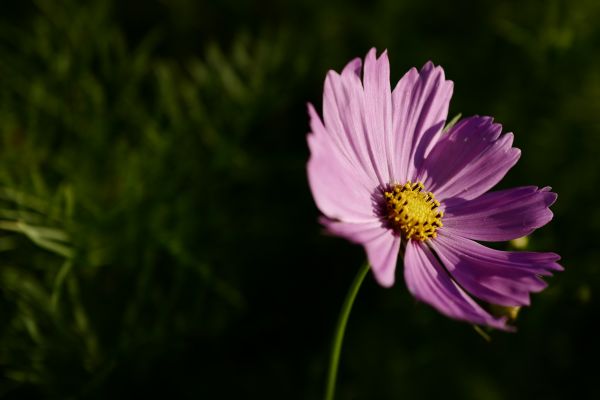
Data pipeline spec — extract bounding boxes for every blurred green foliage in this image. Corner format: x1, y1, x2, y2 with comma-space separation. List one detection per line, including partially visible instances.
0, 0, 599, 399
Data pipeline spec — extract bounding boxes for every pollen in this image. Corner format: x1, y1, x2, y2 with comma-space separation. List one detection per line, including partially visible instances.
384, 181, 443, 241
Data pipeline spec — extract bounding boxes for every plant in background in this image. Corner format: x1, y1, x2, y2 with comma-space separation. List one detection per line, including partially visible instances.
307, 49, 562, 400
0, 1, 290, 395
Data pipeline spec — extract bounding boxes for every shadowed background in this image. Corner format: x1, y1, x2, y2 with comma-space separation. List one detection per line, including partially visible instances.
0, 0, 598, 398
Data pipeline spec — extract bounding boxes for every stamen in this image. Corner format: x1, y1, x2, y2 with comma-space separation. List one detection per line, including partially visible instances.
383, 181, 443, 241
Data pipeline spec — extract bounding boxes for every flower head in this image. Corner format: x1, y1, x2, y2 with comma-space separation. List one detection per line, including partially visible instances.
307, 48, 562, 330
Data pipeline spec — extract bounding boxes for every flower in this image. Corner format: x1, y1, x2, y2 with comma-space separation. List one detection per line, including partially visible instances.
306, 48, 562, 330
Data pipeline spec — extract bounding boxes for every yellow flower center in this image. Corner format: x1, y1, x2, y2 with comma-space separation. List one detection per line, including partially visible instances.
384, 181, 443, 241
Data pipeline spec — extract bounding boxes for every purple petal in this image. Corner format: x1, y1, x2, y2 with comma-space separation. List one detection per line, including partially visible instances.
430, 232, 562, 307
443, 186, 557, 241
418, 116, 521, 201
321, 48, 394, 186
307, 104, 378, 223
403, 241, 511, 330
392, 61, 454, 183
324, 218, 400, 287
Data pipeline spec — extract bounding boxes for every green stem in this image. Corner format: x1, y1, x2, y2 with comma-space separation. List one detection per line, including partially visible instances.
324, 262, 370, 400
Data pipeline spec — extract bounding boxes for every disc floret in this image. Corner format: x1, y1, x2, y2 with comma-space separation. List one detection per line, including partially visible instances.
384, 181, 443, 241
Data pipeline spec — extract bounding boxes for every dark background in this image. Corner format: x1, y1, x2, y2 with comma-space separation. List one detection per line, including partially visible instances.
0, 0, 598, 398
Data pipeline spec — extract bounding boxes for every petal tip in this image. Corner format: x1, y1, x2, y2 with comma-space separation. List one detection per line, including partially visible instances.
378, 49, 389, 62
553, 263, 564, 271
373, 272, 395, 288
543, 190, 558, 207
421, 60, 447, 80
422, 60, 435, 70
342, 57, 363, 77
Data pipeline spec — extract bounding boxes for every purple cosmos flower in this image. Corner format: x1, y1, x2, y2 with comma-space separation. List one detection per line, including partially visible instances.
307, 48, 562, 330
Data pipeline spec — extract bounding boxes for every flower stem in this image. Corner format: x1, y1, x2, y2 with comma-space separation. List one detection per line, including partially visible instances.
324, 262, 370, 400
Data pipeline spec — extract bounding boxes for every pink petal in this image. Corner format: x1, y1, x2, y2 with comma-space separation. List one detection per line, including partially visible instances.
307, 104, 377, 223
443, 186, 557, 241
403, 241, 511, 330
321, 48, 394, 186
418, 116, 521, 201
323, 218, 387, 244
430, 232, 562, 307
392, 61, 454, 183
324, 218, 400, 287
363, 49, 395, 182
363, 232, 401, 287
